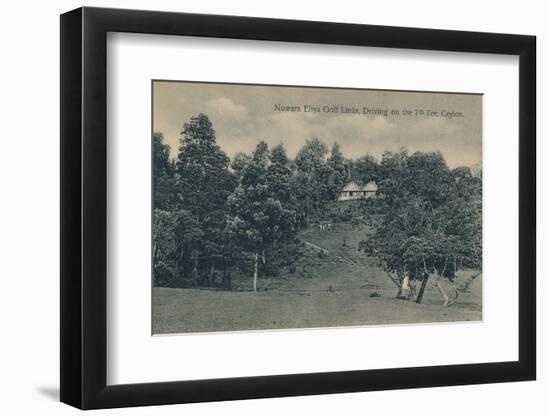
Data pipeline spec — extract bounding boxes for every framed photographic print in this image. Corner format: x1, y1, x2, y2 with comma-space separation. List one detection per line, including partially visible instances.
60, 6, 536, 409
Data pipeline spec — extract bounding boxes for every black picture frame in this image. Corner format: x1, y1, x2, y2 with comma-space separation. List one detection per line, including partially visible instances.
60, 6, 536, 410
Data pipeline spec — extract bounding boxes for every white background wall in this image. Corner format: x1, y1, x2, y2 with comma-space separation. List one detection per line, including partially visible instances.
0, 0, 545, 415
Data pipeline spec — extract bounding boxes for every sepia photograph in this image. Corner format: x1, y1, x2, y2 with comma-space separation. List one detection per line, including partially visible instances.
152, 80, 482, 334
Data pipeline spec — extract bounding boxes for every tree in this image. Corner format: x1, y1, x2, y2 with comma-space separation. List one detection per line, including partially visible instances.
353, 154, 380, 184
403, 151, 453, 210
294, 138, 329, 225
317, 163, 341, 202
152, 208, 204, 288
289, 170, 311, 228
152, 209, 177, 287
153, 132, 176, 210
447, 166, 482, 275
175, 114, 234, 220
295, 137, 328, 173
361, 150, 482, 305
226, 142, 285, 291
231, 151, 252, 177
172, 209, 204, 287
173, 114, 236, 285
325, 143, 346, 201
328, 143, 346, 177
360, 193, 430, 300
152, 133, 179, 286
267, 144, 297, 237
200, 209, 229, 286
375, 147, 409, 207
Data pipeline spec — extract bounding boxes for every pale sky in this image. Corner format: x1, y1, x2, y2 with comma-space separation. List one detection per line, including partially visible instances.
153, 81, 482, 169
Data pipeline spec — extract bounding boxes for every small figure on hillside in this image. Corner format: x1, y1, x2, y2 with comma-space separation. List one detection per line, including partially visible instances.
397, 273, 410, 300
328, 285, 335, 293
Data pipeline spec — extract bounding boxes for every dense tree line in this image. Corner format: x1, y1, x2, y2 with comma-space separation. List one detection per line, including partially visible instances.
359, 148, 482, 305
153, 114, 350, 289
153, 113, 482, 299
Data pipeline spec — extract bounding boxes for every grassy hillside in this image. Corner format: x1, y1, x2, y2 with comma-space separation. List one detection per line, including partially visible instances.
153, 213, 482, 334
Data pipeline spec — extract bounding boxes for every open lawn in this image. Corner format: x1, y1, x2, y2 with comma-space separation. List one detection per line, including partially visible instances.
153, 223, 482, 334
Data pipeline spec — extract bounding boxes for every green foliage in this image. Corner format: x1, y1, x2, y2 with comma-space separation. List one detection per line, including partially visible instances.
360, 149, 482, 300
226, 141, 285, 253
295, 137, 328, 172
152, 114, 481, 298
153, 133, 177, 210
293, 138, 348, 225
152, 208, 204, 287
152, 209, 177, 286
224, 141, 303, 288
175, 113, 234, 219
231, 152, 252, 177
267, 144, 298, 235
353, 153, 381, 184
328, 143, 346, 176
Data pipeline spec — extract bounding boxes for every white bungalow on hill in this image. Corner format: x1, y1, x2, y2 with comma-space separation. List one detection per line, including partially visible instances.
338, 181, 377, 202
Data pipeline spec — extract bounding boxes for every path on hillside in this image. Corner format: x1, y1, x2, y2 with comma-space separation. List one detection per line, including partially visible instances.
273, 225, 380, 294
153, 224, 483, 333
299, 238, 360, 267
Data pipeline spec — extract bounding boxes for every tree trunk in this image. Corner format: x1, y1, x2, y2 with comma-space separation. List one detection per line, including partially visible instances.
306, 196, 310, 228
395, 287, 403, 299
385, 271, 402, 298
447, 281, 459, 306
209, 264, 215, 286
408, 279, 417, 301
223, 268, 232, 291
152, 242, 158, 265
253, 251, 258, 292
416, 273, 430, 304
433, 276, 449, 306
191, 267, 199, 287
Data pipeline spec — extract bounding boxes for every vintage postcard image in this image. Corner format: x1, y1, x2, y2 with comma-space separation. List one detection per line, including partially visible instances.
152, 81, 482, 334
